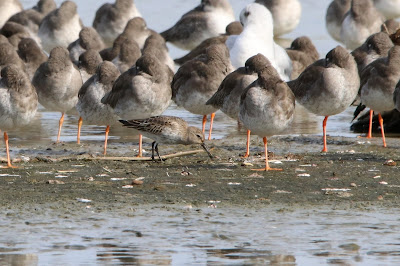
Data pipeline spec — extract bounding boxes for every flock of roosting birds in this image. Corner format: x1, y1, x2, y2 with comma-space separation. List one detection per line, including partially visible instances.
0, 0, 399, 171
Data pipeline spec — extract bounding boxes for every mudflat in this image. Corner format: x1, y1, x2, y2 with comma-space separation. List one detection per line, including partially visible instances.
0, 133, 399, 211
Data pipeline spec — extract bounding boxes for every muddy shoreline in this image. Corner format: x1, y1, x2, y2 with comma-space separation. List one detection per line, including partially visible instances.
0, 134, 399, 211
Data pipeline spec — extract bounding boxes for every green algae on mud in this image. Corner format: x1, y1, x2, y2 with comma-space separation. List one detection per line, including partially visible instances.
0, 134, 399, 210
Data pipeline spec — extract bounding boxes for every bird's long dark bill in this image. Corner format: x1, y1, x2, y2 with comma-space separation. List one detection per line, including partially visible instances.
201, 142, 213, 159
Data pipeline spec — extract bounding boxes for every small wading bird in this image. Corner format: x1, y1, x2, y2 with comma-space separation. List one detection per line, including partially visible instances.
119, 116, 213, 161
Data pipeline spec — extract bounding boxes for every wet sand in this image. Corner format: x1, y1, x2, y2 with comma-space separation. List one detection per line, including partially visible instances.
1, 133, 399, 210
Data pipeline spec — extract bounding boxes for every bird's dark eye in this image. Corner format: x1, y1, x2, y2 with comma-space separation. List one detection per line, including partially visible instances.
244, 11, 250, 17
367, 43, 373, 50
196, 134, 202, 139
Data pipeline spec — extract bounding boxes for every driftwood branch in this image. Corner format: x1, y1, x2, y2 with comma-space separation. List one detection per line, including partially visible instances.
85, 149, 205, 161
33, 149, 206, 163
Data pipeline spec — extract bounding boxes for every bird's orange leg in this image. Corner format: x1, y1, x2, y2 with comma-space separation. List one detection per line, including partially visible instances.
202, 115, 207, 135
57, 113, 65, 143
77, 116, 83, 144
103, 125, 110, 156
366, 109, 373, 139
321, 116, 328, 152
2, 132, 16, 168
252, 137, 282, 171
208, 113, 216, 140
242, 129, 251, 158
137, 134, 143, 157
378, 113, 387, 147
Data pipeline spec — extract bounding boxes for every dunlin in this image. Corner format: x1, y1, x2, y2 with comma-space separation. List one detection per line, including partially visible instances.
172, 44, 233, 140
38, 1, 83, 53
32, 46, 83, 143
359, 45, 400, 147
287, 46, 360, 152
76, 61, 120, 154
102, 54, 173, 157
239, 54, 295, 171
255, 0, 302, 36
286, 36, 319, 80
93, 0, 141, 47
340, 0, 384, 50
119, 116, 213, 160
0, 65, 38, 168
161, 0, 235, 51
228, 3, 292, 81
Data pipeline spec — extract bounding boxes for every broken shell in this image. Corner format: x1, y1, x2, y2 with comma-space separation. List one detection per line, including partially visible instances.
297, 173, 310, 177
384, 160, 396, 166
132, 179, 143, 185
46, 180, 65, 184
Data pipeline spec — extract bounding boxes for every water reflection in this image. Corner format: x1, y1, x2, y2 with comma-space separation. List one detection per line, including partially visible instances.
2, 206, 400, 265
0, 254, 38, 266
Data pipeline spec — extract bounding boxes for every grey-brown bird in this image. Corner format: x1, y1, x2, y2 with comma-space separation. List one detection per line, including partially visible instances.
172, 43, 233, 140
161, 0, 235, 50
93, 0, 141, 47
32, 46, 83, 143
17, 38, 48, 81
174, 21, 243, 66
111, 39, 141, 73
76, 61, 120, 154
286, 36, 319, 80
102, 54, 173, 157
38, 1, 83, 53
206, 54, 265, 157
239, 54, 295, 171
68, 27, 105, 65
287, 46, 360, 152
358, 45, 400, 147
0, 65, 38, 168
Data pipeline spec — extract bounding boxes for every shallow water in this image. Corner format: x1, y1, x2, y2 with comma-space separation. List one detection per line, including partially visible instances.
2, 205, 400, 265
16, 0, 357, 145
